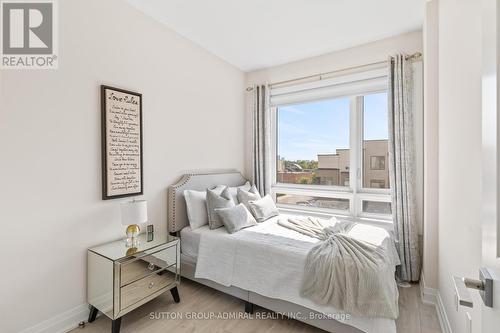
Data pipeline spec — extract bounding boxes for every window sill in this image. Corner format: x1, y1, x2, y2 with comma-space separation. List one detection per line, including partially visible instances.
272, 183, 391, 196
277, 206, 394, 232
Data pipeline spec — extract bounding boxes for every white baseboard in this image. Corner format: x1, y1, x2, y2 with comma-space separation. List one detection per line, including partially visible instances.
19, 304, 90, 333
435, 292, 453, 333
420, 273, 439, 304
420, 273, 453, 333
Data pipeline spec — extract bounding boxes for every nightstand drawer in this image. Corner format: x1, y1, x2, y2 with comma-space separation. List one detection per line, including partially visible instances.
120, 244, 177, 286
120, 270, 176, 310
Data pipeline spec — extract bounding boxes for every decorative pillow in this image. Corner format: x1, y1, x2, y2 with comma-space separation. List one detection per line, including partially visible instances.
237, 185, 261, 210
215, 204, 257, 234
206, 186, 235, 229
210, 181, 251, 203
229, 181, 251, 203
210, 184, 226, 194
248, 194, 279, 222
184, 190, 209, 230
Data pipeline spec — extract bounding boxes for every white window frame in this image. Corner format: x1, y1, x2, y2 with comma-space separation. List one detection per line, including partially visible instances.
270, 69, 392, 222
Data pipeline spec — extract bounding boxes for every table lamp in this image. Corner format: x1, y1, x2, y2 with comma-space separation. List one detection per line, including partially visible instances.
121, 200, 148, 247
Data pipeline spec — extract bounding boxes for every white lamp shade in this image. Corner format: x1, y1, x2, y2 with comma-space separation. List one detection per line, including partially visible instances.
121, 200, 148, 226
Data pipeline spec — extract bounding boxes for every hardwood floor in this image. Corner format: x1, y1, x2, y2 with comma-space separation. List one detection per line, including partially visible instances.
396, 284, 442, 333
74, 279, 442, 333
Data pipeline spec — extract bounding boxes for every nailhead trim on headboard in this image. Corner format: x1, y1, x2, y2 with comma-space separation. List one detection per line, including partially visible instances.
168, 174, 192, 232
167, 170, 247, 233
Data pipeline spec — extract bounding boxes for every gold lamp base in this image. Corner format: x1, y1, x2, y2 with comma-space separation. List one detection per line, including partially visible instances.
125, 224, 140, 247
126, 247, 138, 256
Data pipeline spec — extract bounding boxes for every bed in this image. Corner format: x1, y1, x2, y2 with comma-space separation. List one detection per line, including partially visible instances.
167, 170, 397, 333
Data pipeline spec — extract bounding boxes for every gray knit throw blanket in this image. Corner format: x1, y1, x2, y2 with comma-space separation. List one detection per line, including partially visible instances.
278, 216, 399, 319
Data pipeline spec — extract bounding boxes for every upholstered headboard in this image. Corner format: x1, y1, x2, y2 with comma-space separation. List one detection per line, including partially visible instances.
167, 170, 248, 233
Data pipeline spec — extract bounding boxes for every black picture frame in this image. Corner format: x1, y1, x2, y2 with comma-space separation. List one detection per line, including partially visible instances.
101, 85, 143, 200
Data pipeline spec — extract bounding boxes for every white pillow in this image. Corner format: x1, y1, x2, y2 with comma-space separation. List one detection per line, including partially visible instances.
248, 194, 280, 222
215, 203, 257, 234
184, 190, 209, 229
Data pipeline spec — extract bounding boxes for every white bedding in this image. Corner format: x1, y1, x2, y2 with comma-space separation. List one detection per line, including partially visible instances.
180, 225, 203, 258
190, 215, 397, 333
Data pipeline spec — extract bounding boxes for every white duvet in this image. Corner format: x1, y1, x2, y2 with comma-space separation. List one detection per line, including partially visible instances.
194, 215, 398, 333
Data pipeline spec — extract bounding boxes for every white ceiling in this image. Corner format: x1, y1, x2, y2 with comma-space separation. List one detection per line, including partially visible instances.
126, 0, 424, 72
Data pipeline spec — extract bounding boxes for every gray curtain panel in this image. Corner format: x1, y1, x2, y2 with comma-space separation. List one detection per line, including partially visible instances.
252, 84, 271, 196
388, 54, 420, 282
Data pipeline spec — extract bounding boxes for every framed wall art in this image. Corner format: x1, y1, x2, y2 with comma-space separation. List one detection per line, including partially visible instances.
101, 85, 143, 199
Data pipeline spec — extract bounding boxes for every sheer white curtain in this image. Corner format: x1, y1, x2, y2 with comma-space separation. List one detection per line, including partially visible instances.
388, 54, 421, 282
252, 84, 271, 196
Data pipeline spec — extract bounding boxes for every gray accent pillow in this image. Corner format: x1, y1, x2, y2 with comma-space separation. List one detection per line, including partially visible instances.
248, 194, 279, 222
229, 181, 251, 203
206, 186, 235, 229
211, 181, 251, 203
237, 185, 261, 210
215, 204, 257, 234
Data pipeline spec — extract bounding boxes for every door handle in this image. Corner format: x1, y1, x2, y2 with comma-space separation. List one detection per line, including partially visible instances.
453, 267, 493, 308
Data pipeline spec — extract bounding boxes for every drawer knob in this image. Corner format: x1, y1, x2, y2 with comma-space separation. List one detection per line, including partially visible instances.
148, 263, 155, 271
148, 282, 155, 289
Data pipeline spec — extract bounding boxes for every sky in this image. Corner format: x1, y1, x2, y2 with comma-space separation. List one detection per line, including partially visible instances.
278, 92, 388, 161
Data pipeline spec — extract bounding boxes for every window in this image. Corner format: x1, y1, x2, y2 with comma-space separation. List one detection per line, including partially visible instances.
362, 200, 392, 215
271, 77, 391, 220
370, 156, 385, 170
277, 98, 350, 187
370, 180, 385, 188
362, 93, 390, 189
276, 193, 350, 213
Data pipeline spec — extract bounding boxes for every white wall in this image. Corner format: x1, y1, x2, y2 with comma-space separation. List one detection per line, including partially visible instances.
244, 30, 423, 88
437, 0, 483, 332
0, 1, 245, 332
422, 0, 439, 290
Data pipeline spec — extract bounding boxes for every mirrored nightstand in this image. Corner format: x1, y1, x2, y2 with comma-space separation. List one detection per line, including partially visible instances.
87, 233, 180, 333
